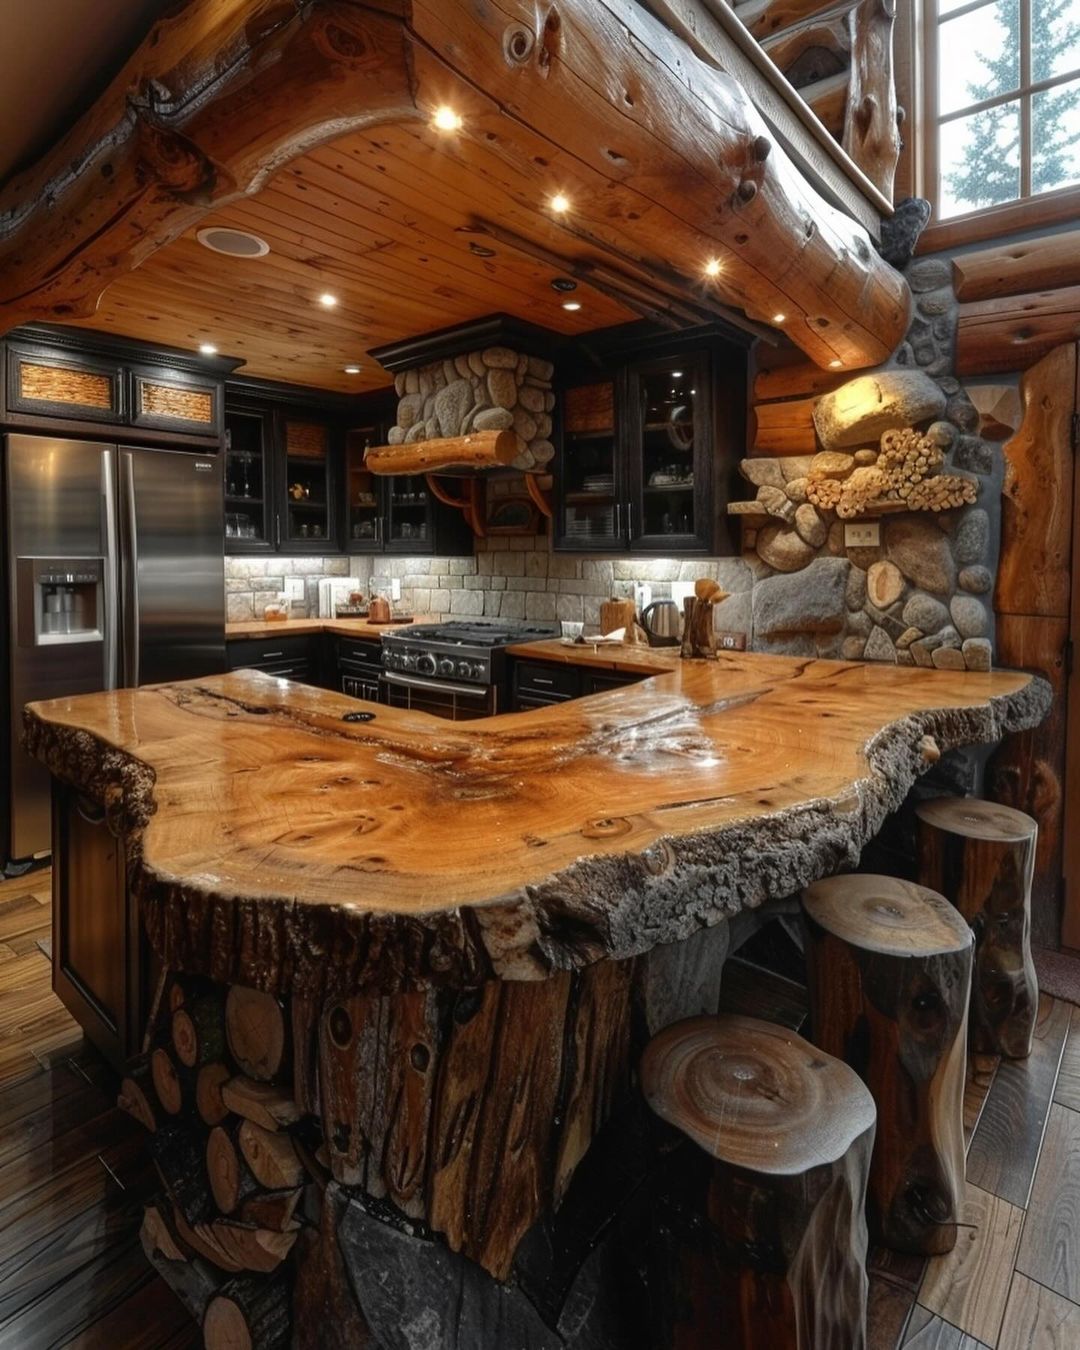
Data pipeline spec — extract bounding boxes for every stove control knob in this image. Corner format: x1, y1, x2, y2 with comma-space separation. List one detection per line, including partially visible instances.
438, 658, 456, 677
416, 653, 437, 676
456, 660, 474, 679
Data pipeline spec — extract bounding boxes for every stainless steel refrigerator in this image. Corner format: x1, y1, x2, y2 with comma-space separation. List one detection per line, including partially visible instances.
4, 434, 225, 864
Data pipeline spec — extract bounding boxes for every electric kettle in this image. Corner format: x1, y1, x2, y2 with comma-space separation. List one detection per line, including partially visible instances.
641, 599, 681, 647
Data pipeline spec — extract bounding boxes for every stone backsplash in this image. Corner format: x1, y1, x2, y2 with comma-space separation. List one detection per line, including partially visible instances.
386, 346, 556, 472
225, 555, 355, 623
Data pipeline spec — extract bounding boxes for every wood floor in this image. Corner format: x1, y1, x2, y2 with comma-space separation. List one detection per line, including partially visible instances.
0, 869, 197, 1349
1, 866, 1079, 1350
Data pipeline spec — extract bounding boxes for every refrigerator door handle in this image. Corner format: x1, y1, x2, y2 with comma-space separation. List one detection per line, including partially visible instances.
120, 451, 140, 687
101, 452, 119, 690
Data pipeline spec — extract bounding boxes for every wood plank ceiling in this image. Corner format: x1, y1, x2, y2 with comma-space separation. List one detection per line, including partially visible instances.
69, 120, 638, 393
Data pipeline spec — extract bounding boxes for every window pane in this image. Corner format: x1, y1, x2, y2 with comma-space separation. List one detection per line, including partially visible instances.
938, 0, 1020, 115
1031, 0, 1080, 80
1033, 77, 1080, 192
939, 99, 1021, 216
938, 0, 990, 14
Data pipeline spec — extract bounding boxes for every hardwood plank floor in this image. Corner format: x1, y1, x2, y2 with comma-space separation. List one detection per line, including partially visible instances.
965, 995, 1071, 1208
996, 1274, 1080, 1349
0, 869, 198, 1349
903, 1306, 990, 1348
1015, 1102, 1080, 1302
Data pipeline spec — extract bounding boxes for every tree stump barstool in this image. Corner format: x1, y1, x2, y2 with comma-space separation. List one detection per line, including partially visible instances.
916, 797, 1039, 1059
641, 1013, 876, 1350
801, 875, 972, 1256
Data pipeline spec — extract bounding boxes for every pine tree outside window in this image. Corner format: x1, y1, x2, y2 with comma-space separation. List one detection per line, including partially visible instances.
925, 0, 1080, 219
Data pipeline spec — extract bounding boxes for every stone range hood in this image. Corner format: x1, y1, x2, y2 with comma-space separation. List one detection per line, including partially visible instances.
365, 316, 559, 476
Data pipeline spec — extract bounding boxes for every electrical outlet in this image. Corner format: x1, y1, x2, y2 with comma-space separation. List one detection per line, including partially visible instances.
716, 630, 747, 651
284, 578, 305, 602
390, 578, 402, 602
844, 522, 881, 548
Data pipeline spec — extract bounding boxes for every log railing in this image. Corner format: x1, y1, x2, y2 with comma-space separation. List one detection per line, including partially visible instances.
732, 0, 903, 201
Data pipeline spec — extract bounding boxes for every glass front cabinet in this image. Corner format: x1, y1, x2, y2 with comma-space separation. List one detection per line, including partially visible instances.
555, 343, 744, 556
280, 416, 336, 552
344, 429, 473, 557
224, 404, 274, 552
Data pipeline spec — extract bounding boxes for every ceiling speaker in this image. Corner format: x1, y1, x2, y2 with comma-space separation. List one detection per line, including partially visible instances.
196, 227, 270, 258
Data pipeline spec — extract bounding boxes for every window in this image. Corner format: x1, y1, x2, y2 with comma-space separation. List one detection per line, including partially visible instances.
925, 0, 1080, 219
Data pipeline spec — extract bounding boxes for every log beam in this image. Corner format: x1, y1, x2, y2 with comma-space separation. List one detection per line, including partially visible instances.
955, 285, 1080, 375
0, 0, 909, 371
952, 230, 1080, 302
366, 430, 517, 476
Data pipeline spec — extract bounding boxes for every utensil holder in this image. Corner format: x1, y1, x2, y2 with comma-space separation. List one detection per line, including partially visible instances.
680, 597, 716, 659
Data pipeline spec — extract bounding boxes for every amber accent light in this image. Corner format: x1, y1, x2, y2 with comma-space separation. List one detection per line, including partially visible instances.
431, 106, 462, 132
549, 193, 570, 213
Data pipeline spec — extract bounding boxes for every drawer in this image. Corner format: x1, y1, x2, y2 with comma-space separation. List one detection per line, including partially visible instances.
512, 660, 581, 699
512, 691, 571, 712
582, 670, 645, 695
227, 635, 312, 670
338, 637, 383, 673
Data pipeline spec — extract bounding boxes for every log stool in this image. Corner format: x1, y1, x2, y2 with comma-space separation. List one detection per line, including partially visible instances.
801, 875, 972, 1256
916, 797, 1039, 1059
641, 1013, 876, 1350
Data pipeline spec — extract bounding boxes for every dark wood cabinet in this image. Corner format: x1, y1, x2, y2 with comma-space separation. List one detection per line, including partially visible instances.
226, 633, 320, 683
280, 415, 337, 553
129, 363, 221, 437
510, 657, 644, 710
224, 401, 275, 552
554, 334, 745, 557
344, 424, 474, 557
51, 781, 153, 1070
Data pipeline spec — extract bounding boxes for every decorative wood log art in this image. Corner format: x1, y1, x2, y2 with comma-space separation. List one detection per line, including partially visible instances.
804, 426, 978, 518
916, 797, 1039, 1059
0, 0, 909, 370
801, 874, 972, 1255
641, 1014, 876, 1349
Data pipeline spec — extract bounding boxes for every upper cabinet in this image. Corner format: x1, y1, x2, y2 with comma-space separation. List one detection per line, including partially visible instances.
554, 339, 745, 556
2, 326, 231, 445
344, 425, 473, 557
281, 417, 335, 551
224, 401, 275, 552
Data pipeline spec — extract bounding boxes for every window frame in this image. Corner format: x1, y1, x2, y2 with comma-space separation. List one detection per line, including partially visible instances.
919, 0, 1080, 246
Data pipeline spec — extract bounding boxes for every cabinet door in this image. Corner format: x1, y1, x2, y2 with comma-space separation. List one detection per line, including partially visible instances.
6, 343, 123, 424
345, 426, 384, 553
279, 416, 337, 552
130, 365, 220, 438
625, 354, 713, 554
554, 380, 627, 552
224, 407, 275, 553
385, 473, 434, 551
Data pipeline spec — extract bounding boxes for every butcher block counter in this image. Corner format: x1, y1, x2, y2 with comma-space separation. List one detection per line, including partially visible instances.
226, 614, 439, 640
23, 650, 1050, 1345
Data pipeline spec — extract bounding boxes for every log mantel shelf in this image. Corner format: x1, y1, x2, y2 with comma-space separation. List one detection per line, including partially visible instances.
24, 652, 1049, 999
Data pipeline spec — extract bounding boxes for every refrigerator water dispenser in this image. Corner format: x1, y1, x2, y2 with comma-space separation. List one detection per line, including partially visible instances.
17, 558, 104, 646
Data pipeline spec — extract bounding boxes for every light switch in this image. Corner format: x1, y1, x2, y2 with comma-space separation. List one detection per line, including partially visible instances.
285, 578, 305, 601
844, 522, 881, 548
391, 578, 402, 601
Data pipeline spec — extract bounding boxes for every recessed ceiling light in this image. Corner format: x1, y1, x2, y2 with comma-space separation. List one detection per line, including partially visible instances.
432, 106, 462, 132
704, 258, 722, 277
772, 312, 786, 323
198, 343, 218, 356
562, 300, 582, 311
344, 365, 361, 374
549, 193, 571, 214
671, 370, 683, 378
551, 276, 578, 292
468, 241, 496, 258
829, 359, 843, 369
196, 227, 270, 258
319, 292, 338, 308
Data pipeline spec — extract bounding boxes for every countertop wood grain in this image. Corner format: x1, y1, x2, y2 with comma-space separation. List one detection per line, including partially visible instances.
226, 616, 439, 640
24, 651, 1049, 998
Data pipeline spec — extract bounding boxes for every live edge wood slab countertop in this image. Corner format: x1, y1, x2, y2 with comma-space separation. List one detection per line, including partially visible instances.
226, 616, 440, 640
23, 652, 1049, 1000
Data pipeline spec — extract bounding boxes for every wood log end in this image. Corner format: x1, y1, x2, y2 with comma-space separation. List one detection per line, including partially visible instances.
802, 873, 972, 957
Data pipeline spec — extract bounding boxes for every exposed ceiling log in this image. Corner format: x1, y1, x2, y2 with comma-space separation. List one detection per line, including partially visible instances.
0, 0, 908, 370
952, 230, 1080, 303
366, 430, 518, 475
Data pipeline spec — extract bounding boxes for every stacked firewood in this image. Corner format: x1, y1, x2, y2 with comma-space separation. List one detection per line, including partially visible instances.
806, 426, 979, 518
121, 974, 326, 1349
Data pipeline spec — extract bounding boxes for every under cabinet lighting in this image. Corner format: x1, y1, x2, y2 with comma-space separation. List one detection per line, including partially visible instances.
704, 258, 722, 277
671, 370, 683, 378
549, 193, 571, 213
562, 300, 582, 311
319, 292, 339, 308
199, 343, 218, 356
432, 106, 463, 132
772, 312, 786, 323
344, 365, 361, 374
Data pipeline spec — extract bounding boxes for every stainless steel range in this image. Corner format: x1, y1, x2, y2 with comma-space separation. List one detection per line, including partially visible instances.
381, 621, 558, 719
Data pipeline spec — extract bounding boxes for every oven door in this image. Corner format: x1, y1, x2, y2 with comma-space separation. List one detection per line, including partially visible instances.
380, 671, 496, 720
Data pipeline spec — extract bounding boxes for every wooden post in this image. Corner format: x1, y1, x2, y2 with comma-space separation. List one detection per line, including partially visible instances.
801, 874, 972, 1255
916, 798, 1039, 1058
642, 1013, 876, 1349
